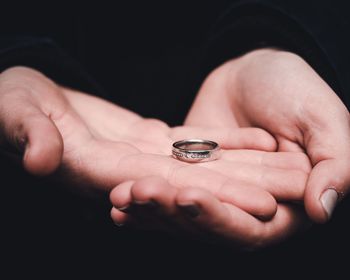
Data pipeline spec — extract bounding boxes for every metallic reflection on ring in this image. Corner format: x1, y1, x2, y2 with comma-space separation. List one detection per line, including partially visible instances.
172, 139, 220, 163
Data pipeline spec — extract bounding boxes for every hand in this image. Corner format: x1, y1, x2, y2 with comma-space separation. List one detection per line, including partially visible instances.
0, 66, 308, 221
186, 49, 350, 223
110, 175, 309, 249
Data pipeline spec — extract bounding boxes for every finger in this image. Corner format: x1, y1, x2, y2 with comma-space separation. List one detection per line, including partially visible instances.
110, 180, 134, 210
117, 154, 278, 219
110, 178, 175, 230
0, 102, 63, 176
130, 176, 178, 231
302, 100, 350, 223
170, 126, 277, 151
305, 158, 350, 223
176, 188, 309, 249
130, 176, 199, 234
23, 111, 63, 175
130, 176, 178, 215
110, 207, 150, 230
110, 207, 130, 226
276, 137, 305, 153
176, 187, 257, 246
201, 160, 308, 201
220, 150, 311, 173
110, 180, 161, 230
110, 177, 198, 233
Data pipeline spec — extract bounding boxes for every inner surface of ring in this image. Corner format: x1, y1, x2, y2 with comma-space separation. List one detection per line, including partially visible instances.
177, 143, 214, 150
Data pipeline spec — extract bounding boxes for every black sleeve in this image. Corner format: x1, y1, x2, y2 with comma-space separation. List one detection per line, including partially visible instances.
0, 36, 108, 98
202, 0, 350, 108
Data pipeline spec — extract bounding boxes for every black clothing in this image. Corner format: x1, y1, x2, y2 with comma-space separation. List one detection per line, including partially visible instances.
1, 1, 349, 277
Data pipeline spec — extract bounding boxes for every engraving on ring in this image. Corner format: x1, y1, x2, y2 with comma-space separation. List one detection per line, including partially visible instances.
172, 151, 210, 159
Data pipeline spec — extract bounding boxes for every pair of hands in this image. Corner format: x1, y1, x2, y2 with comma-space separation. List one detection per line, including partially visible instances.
0, 49, 349, 249
112, 49, 350, 247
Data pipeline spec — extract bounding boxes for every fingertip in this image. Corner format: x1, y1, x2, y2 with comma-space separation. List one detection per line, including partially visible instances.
242, 190, 277, 221
229, 127, 277, 151
304, 159, 349, 223
219, 183, 277, 220
304, 192, 329, 224
109, 181, 134, 208
305, 185, 338, 224
304, 182, 329, 224
251, 128, 278, 152
253, 192, 278, 221
110, 207, 129, 226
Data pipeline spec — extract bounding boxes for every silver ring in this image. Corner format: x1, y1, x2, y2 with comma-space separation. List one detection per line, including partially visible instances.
172, 139, 220, 163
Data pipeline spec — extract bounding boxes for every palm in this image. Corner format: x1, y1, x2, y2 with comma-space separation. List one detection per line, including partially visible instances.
50, 89, 171, 190
60, 90, 171, 152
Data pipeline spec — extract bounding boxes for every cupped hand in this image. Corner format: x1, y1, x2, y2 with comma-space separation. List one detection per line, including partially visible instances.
110, 176, 309, 249
0, 66, 310, 221
186, 49, 350, 223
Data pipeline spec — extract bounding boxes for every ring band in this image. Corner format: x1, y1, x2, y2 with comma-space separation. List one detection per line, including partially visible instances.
172, 139, 220, 163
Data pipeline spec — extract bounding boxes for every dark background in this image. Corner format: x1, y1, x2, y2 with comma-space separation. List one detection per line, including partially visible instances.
1, 1, 349, 278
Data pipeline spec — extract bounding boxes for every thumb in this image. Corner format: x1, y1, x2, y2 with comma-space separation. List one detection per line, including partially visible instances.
22, 110, 64, 176
303, 101, 350, 223
1, 106, 63, 176
305, 158, 350, 223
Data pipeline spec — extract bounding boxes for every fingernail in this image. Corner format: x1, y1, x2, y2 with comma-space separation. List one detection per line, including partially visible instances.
133, 200, 158, 209
320, 188, 339, 220
117, 205, 131, 213
178, 204, 201, 218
